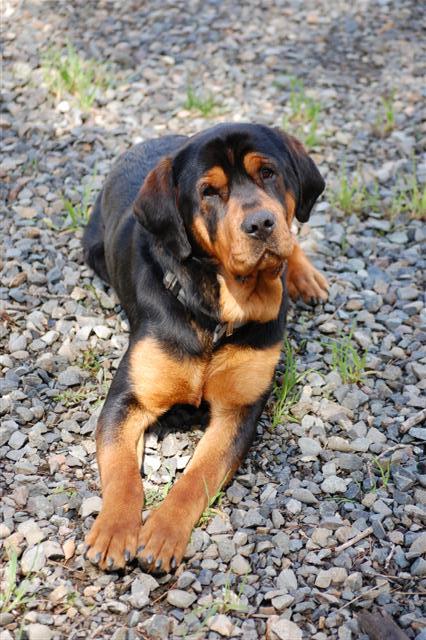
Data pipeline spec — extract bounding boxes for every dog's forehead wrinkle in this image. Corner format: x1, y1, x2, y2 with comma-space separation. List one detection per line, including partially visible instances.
241, 199, 261, 212
198, 132, 260, 171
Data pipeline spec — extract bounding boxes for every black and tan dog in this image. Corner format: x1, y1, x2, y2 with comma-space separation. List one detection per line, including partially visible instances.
82, 123, 328, 573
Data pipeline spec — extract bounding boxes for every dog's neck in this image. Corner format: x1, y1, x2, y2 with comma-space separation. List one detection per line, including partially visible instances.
153, 243, 284, 327
153, 243, 220, 322
218, 268, 284, 325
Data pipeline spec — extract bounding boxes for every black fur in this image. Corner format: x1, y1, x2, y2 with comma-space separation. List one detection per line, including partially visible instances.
83, 123, 324, 435
83, 124, 324, 350
82, 124, 327, 573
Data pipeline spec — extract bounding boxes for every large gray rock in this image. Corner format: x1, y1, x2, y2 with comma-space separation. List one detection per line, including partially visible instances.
276, 568, 297, 591
21, 545, 46, 574
25, 624, 53, 640
80, 495, 102, 517
230, 554, 251, 576
268, 618, 303, 640
321, 475, 348, 493
166, 589, 196, 608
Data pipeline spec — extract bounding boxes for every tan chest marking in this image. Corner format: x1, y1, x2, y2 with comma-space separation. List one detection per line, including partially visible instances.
130, 338, 281, 412
204, 343, 281, 406
218, 272, 283, 325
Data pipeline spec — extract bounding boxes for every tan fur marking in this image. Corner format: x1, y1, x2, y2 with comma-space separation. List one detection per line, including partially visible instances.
192, 215, 215, 256
285, 192, 296, 226
243, 152, 271, 177
130, 337, 206, 411
197, 165, 228, 192
218, 270, 284, 324
85, 406, 153, 570
213, 192, 293, 277
204, 342, 281, 406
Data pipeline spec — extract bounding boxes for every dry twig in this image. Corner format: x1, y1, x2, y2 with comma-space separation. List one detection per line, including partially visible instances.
333, 526, 373, 554
400, 408, 426, 433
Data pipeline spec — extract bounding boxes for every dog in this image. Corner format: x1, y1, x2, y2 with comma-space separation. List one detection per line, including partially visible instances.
82, 123, 328, 573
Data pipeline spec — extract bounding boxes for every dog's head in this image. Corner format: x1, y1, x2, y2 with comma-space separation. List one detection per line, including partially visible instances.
134, 124, 324, 278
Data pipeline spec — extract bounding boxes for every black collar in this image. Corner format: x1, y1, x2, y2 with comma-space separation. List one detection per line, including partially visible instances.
163, 270, 245, 346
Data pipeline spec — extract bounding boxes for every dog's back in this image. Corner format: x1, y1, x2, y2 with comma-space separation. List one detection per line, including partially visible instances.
82, 135, 187, 284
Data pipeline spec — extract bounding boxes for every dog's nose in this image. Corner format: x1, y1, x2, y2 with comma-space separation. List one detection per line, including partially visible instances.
241, 211, 276, 241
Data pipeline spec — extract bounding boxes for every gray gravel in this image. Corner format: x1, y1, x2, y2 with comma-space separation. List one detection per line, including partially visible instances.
1, 0, 425, 639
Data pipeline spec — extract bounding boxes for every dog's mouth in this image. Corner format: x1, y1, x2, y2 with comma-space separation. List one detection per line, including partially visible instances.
226, 223, 295, 274
227, 247, 287, 281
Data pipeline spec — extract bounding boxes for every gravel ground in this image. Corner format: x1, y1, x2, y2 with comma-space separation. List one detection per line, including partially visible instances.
1, 1, 426, 639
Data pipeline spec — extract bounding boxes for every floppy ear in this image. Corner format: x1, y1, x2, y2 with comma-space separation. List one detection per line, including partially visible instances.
277, 130, 325, 223
134, 158, 191, 260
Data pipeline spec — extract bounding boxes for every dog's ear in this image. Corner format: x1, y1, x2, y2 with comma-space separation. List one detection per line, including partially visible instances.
276, 130, 325, 223
134, 158, 191, 260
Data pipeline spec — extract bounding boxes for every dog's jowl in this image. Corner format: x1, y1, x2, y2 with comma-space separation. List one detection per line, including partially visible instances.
82, 123, 328, 572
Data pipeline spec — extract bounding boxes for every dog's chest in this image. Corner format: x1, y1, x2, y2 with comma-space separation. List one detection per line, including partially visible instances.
130, 337, 280, 412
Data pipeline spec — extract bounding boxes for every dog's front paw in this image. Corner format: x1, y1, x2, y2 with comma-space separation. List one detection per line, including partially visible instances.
136, 507, 192, 574
287, 261, 329, 304
85, 508, 141, 571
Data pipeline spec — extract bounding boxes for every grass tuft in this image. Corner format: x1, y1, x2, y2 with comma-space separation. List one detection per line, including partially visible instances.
373, 92, 396, 137
79, 348, 103, 377
1, 547, 34, 614
271, 339, 310, 427
61, 176, 95, 230
144, 481, 172, 509
195, 572, 248, 628
42, 43, 109, 110
52, 485, 77, 497
282, 77, 322, 148
45, 174, 96, 232
331, 162, 425, 220
372, 456, 391, 489
327, 330, 366, 385
53, 385, 103, 408
390, 166, 426, 220
330, 166, 380, 215
184, 86, 216, 116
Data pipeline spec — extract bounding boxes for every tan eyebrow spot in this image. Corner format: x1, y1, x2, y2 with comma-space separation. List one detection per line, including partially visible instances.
198, 166, 228, 190
285, 191, 296, 225
243, 152, 270, 177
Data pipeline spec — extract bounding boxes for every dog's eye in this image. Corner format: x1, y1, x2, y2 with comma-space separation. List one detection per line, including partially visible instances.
260, 167, 274, 180
202, 185, 218, 198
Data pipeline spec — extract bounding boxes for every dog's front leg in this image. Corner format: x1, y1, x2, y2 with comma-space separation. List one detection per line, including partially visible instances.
137, 342, 281, 573
136, 400, 264, 573
85, 337, 205, 571
84, 351, 158, 571
286, 241, 328, 303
